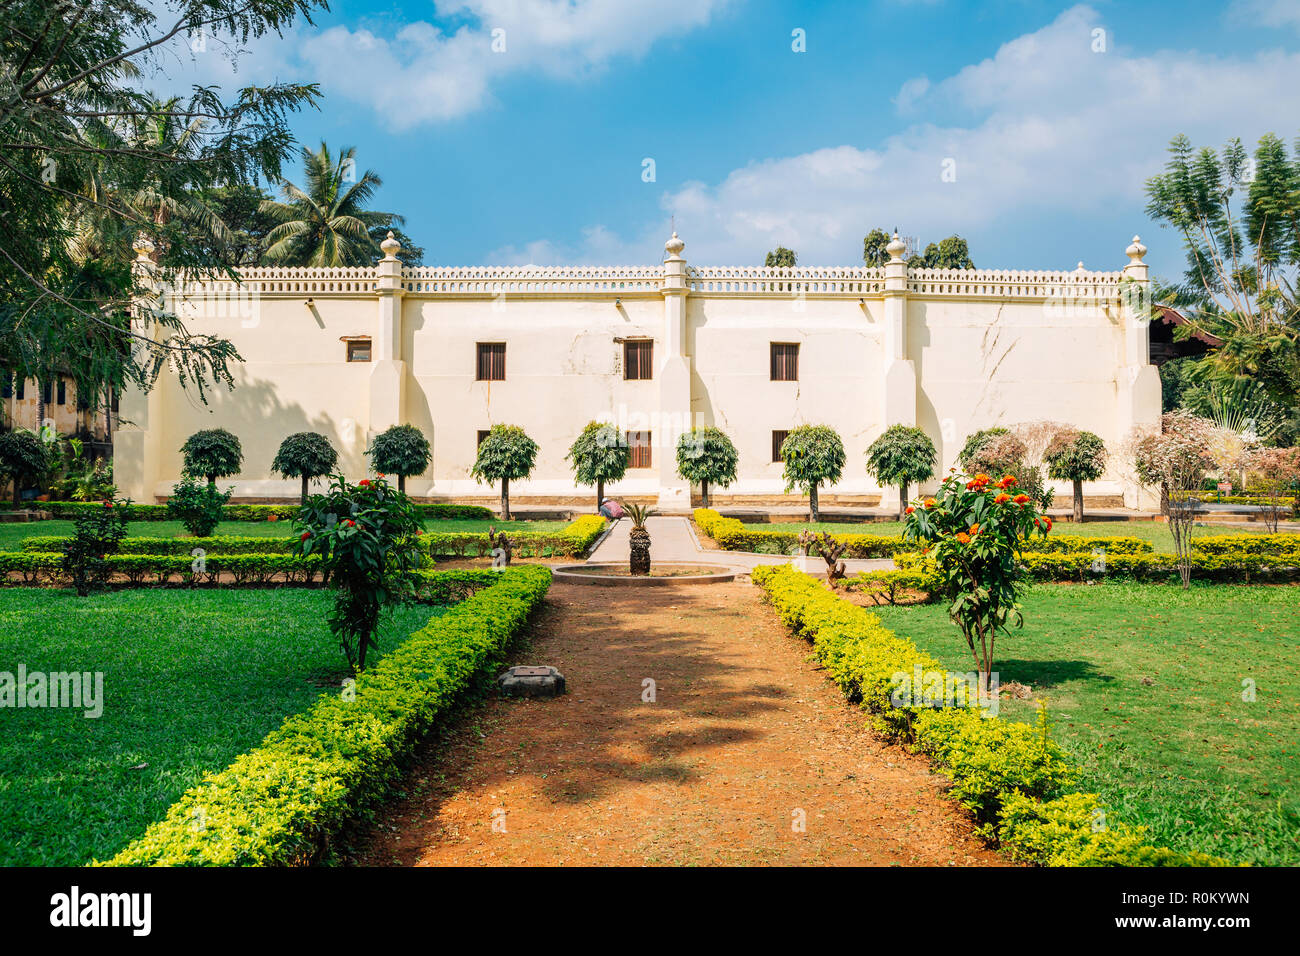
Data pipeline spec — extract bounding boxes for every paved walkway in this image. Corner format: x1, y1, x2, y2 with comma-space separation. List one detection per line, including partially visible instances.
350, 579, 1002, 866
588, 516, 893, 575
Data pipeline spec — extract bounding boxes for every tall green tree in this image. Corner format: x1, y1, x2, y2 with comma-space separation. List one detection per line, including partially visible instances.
1145, 133, 1300, 410
0, 1, 325, 413
272, 431, 338, 504
260, 143, 405, 266
675, 427, 738, 507
180, 428, 243, 487
780, 424, 845, 522
566, 421, 629, 508
471, 424, 538, 521
865, 425, 937, 519
765, 246, 797, 268
863, 228, 892, 267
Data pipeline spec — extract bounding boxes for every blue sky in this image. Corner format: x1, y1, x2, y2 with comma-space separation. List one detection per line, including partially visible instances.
146, 0, 1300, 280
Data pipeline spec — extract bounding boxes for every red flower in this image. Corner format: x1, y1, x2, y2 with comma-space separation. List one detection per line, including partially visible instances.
905, 506, 915, 515
1013, 494, 1031, 505
300, 531, 311, 541
359, 479, 371, 487
345, 519, 356, 527
1044, 518, 1053, 532
994, 493, 1011, 504
955, 532, 971, 544
103, 501, 113, 509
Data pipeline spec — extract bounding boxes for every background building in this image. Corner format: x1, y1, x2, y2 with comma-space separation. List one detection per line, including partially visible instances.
116, 231, 1161, 509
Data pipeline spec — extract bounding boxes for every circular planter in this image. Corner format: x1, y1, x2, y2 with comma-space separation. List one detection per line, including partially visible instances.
551, 562, 736, 586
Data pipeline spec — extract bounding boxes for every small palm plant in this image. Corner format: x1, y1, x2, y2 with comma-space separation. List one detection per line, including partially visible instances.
624, 501, 655, 575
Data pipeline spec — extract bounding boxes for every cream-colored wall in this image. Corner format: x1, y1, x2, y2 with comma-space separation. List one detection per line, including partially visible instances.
115, 238, 1161, 508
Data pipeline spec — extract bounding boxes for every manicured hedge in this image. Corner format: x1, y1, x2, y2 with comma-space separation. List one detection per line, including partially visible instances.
4, 501, 494, 522
751, 563, 1229, 866
20, 535, 298, 555
1192, 533, 1300, 555
421, 514, 607, 558
100, 564, 551, 866
695, 508, 1158, 559
0, 551, 323, 587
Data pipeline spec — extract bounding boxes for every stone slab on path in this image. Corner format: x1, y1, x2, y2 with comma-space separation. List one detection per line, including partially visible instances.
351, 579, 1004, 867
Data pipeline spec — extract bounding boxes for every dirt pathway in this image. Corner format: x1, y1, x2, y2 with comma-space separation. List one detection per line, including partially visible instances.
352, 579, 1004, 866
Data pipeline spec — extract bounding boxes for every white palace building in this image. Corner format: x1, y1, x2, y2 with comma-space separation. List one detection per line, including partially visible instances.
116, 230, 1165, 510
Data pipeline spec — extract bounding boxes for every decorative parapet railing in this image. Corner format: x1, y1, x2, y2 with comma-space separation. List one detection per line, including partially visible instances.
907, 267, 1126, 300
156, 263, 1132, 302
400, 265, 662, 296
685, 265, 885, 295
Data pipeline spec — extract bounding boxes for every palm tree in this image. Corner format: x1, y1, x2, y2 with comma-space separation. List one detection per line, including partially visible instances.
259, 143, 402, 266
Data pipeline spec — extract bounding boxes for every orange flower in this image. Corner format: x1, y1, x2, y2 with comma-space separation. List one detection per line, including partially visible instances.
923, 497, 937, 508
996, 474, 1018, 489
968, 524, 980, 535
955, 532, 971, 544
994, 493, 1011, 504
905, 506, 915, 514
1013, 493, 1031, 505
1044, 517, 1053, 532
973, 473, 990, 483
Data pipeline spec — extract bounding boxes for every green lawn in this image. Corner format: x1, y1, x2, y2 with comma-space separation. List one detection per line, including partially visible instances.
0, 589, 439, 866
0, 517, 570, 551
740, 520, 1274, 553
869, 582, 1300, 865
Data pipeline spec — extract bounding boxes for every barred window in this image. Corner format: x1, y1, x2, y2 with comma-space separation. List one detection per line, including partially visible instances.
626, 431, 652, 469
770, 343, 799, 381
346, 339, 371, 362
476, 342, 506, 381
624, 340, 653, 380
772, 430, 790, 463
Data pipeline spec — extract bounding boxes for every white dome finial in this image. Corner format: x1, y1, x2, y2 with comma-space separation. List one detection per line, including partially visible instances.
380, 230, 401, 260
886, 231, 907, 261
132, 233, 155, 260
1125, 235, 1147, 263
664, 230, 685, 258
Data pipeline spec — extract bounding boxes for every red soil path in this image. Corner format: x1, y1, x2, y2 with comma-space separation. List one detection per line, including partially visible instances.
351, 579, 1004, 866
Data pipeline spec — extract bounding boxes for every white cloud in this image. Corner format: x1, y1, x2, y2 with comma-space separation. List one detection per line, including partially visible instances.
494, 4, 1300, 267
1229, 0, 1300, 30
297, 0, 734, 128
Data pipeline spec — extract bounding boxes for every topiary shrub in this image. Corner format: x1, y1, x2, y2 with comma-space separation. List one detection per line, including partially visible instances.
180, 428, 243, 487
566, 421, 628, 509
1044, 428, 1107, 523
675, 427, 737, 508
471, 424, 538, 521
779, 424, 845, 522
865, 424, 937, 519
272, 432, 339, 504
366, 424, 430, 493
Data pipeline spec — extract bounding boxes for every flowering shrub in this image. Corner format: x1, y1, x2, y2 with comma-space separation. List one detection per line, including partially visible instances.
167, 476, 232, 537
903, 471, 1048, 689
59, 497, 130, 595
296, 474, 424, 671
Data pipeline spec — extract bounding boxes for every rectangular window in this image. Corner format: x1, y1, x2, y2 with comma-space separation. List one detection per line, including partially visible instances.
623, 339, 653, 380
17, 379, 26, 400
56, 378, 66, 405
772, 430, 790, 463
476, 342, 506, 381
626, 431, 652, 469
346, 339, 371, 362
110, 387, 118, 413
477, 429, 490, 447
1, 373, 10, 400
41, 380, 52, 404
770, 343, 799, 381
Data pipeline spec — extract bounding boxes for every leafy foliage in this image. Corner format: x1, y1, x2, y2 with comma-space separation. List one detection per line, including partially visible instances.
0, 430, 52, 503
471, 424, 538, 520
180, 428, 243, 483
60, 497, 130, 595
566, 420, 629, 504
295, 474, 424, 671
1145, 133, 1300, 410
675, 427, 737, 506
780, 424, 846, 520
366, 424, 430, 491
167, 476, 232, 537
865, 425, 937, 517
272, 431, 338, 502
259, 142, 406, 266
0, 0, 326, 410
903, 471, 1049, 687
764, 246, 797, 267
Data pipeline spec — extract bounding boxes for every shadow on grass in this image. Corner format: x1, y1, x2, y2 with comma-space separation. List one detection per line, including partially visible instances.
996, 658, 1114, 689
